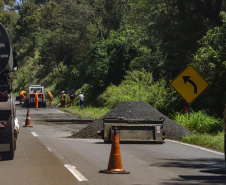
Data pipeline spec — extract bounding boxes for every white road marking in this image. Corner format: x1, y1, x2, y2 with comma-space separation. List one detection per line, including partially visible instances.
64, 164, 88, 182
31, 132, 38, 137
167, 139, 224, 156
55, 109, 64, 113
43, 144, 51, 152
47, 147, 51, 152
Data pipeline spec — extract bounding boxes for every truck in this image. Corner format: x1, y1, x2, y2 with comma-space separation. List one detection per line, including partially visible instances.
97, 117, 165, 143
25, 85, 46, 108
0, 23, 18, 160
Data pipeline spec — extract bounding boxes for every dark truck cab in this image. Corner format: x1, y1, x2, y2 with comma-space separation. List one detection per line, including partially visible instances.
0, 23, 18, 160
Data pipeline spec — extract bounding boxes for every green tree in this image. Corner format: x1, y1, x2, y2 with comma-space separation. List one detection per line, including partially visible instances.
84, 27, 152, 88
193, 11, 226, 115
15, 0, 39, 61
128, 0, 226, 81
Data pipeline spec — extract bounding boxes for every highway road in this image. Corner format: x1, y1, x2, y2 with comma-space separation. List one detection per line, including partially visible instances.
0, 105, 225, 185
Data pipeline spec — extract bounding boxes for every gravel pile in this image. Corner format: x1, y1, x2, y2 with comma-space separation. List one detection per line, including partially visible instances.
70, 101, 194, 140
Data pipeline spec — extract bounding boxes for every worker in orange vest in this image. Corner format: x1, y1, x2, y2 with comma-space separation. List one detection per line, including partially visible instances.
46, 90, 53, 105
19, 90, 26, 104
34, 91, 39, 109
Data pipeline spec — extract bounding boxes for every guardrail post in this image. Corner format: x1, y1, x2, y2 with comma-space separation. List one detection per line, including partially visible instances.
224, 104, 226, 165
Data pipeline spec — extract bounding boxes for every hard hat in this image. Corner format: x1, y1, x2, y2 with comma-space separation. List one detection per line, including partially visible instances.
79, 91, 82, 94
46, 90, 49, 92
61, 91, 65, 94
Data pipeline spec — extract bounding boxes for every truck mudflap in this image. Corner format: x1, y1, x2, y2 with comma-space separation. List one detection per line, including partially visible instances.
99, 117, 165, 143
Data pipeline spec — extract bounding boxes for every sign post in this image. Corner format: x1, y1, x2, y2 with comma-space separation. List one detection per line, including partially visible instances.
170, 65, 209, 106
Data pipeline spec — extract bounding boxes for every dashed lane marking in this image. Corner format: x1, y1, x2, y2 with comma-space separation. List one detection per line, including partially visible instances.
31, 132, 38, 137
64, 164, 88, 182
46, 147, 51, 152
167, 139, 224, 156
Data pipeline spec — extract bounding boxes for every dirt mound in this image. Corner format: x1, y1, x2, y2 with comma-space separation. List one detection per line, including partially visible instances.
70, 101, 194, 140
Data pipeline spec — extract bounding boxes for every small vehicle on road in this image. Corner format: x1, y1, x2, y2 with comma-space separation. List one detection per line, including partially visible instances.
25, 85, 46, 108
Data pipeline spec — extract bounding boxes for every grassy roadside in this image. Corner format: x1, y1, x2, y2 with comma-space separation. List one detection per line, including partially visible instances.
180, 132, 224, 152
59, 105, 225, 152
61, 105, 110, 120
170, 110, 224, 152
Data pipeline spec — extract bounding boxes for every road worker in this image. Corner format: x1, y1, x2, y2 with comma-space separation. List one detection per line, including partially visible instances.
46, 90, 53, 106
69, 90, 75, 107
34, 90, 39, 109
78, 91, 84, 109
19, 90, 26, 104
60, 91, 67, 108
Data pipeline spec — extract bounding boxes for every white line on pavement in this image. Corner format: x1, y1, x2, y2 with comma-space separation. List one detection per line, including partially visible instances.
64, 164, 88, 182
55, 109, 64, 113
167, 139, 224, 155
31, 132, 38, 137
47, 147, 51, 152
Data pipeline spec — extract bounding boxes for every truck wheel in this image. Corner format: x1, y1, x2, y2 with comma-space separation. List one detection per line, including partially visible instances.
1, 132, 15, 160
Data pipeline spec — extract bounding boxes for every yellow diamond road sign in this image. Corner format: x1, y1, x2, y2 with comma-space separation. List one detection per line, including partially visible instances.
170, 65, 209, 104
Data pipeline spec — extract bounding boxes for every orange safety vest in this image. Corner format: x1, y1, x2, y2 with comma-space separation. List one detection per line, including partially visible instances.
48, 92, 53, 99
35, 92, 39, 101
20, 90, 26, 96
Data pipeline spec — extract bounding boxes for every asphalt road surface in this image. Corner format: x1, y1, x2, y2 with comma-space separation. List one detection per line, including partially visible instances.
0, 104, 225, 185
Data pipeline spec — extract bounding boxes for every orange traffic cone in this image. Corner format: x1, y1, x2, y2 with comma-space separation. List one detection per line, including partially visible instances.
99, 127, 130, 174
23, 109, 33, 127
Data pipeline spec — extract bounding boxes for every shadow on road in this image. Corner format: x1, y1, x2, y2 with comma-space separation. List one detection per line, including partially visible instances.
152, 158, 226, 185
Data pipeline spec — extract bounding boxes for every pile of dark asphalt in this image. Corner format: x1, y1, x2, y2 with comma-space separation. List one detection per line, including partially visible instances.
70, 101, 194, 140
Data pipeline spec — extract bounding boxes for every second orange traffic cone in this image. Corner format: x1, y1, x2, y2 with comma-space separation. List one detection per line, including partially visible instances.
99, 127, 130, 174
23, 109, 33, 127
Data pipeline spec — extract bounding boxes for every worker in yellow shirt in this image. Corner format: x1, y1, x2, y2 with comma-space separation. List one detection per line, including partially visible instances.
19, 90, 26, 104
60, 91, 67, 108
46, 90, 53, 105
34, 91, 39, 109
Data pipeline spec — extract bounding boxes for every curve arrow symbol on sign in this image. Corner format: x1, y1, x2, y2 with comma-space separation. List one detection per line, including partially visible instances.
183, 76, 197, 94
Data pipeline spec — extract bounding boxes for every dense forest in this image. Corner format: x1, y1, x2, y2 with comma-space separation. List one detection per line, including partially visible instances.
1, 0, 226, 116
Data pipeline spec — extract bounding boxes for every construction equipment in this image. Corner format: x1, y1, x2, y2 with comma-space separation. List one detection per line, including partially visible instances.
97, 117, 165, 143
0, 23, 18, 160
25, 85, 46, 108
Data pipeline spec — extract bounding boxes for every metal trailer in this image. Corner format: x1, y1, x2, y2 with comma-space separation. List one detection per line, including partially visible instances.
0, 23, 18, 160
98, 117, 165, 143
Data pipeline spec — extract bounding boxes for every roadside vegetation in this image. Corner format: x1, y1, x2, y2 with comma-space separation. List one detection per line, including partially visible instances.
170, 111, 224, 152
61, 106, 110, 120
49, 73, 224, 152
3, 1, 225, 152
